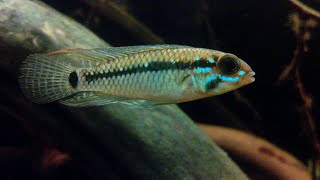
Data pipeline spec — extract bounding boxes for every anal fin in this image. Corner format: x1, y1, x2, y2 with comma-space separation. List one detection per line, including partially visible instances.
60, 92, 124, 107
59, 92, 170, 108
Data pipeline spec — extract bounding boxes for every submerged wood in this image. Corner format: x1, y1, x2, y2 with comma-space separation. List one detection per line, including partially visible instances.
83, 0, 164, 44
0, 0, 248, 179
199, 124, 311, 180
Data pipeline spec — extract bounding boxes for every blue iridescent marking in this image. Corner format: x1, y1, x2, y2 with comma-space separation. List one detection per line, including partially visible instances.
191, 75, 195, 81
205, 74, 216, 83
208, 58, 215, 63
195, 76, 206, 85
218, 74, 239, 82
238, 71, 245, 76
194, 56, 200, 61
196, 67, 212, 73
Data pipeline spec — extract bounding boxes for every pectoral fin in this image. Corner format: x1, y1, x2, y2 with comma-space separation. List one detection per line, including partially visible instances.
120, 99, 170, 109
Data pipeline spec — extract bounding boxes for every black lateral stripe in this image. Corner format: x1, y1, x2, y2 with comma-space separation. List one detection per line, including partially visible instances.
69, 71, 78, 88
85, 59, 214, 82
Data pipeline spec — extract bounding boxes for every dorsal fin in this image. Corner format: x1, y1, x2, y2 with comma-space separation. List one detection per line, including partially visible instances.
43, 45, 192, 68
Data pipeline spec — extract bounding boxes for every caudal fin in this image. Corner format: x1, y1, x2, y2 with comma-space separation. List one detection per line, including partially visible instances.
18, 54, 78, 104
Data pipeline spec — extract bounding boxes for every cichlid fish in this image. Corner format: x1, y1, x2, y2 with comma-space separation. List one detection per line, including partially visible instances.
18, 45, 255, 107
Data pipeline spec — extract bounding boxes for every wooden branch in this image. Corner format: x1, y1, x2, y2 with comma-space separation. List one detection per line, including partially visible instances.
0, 0, 109, 53
82, 0, 164, 44
289, 0, 320, 18
0, 0, 248, 179
199, 124, 311, 180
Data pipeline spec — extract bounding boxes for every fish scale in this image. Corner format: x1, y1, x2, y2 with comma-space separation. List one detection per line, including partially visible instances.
18, 45, 255, 107
79, 49, 203, 93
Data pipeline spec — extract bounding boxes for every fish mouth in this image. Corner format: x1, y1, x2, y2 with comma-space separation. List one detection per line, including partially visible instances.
246, 71, 255, 83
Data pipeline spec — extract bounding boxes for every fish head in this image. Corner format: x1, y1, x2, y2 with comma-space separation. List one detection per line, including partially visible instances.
192, 52, 255, 96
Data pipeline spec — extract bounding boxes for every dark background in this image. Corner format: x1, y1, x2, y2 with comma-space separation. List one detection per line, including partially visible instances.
1, 0, 319, 179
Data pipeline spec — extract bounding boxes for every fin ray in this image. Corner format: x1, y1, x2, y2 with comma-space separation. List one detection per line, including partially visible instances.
60, 92, 126, 107
42, 45, 192, 67
19, 54, 77, 104
60, 92, 169, 108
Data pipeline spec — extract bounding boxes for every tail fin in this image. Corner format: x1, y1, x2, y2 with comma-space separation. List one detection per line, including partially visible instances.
18, 54, 78, 104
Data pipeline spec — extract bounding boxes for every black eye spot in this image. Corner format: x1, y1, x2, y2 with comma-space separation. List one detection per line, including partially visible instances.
69, 71, 78, 89
218, 56, 241, 75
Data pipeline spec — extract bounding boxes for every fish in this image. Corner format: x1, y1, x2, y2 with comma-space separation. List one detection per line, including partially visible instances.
18, 45, 255, 107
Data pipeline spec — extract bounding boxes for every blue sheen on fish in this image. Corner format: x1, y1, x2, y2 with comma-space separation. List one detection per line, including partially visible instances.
18, 45, 255, 107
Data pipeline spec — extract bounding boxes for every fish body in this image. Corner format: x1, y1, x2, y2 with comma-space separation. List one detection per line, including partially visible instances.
18, 45, 255, 107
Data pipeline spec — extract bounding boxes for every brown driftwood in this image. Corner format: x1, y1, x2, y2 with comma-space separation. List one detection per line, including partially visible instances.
82, 0, 164, 44
199, 124, 311, 180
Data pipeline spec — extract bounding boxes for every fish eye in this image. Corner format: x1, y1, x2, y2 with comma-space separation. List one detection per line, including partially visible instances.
217, 56, 241, 75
